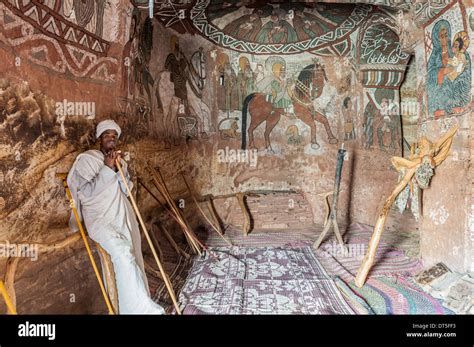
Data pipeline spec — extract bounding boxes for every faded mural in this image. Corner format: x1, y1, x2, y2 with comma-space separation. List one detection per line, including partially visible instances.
132, 1, 410, 155
0, 0, 472, 312
424, 0, 471, 119
0, 0, 120, 82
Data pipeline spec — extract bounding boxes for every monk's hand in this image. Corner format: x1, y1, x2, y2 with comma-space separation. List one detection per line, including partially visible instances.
115, 150, 122, 167
104, 150, 119, 171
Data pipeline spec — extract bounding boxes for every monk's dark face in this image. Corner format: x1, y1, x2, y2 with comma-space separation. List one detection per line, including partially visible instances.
99, 129, 118, 153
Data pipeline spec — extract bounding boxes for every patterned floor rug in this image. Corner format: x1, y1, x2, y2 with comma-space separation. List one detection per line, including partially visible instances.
179, 246, 355, 314
341, 275, 454, 314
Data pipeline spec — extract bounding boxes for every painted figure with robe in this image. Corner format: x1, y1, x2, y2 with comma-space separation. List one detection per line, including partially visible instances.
222, 9, 263, 42
255, 11, 298, 44
427, 20, 471, 119
342, 97, 356, 141
216, 52, 238, 112
165, 36, 190, 114
256, 59, 293, 113
236, 56, 256, 110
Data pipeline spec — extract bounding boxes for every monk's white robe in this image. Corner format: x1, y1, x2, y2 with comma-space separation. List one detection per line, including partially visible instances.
67, 149, 165, 314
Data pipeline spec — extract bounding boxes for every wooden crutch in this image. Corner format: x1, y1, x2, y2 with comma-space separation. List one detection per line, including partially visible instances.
115, 160, 182, 314
60, 175, 116, 314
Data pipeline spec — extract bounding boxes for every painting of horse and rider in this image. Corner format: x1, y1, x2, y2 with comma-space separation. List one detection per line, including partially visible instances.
240, 57, 338, 152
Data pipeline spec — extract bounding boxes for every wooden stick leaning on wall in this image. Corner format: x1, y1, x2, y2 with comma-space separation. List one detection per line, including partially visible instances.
138, 178, 190, 259
206, 199, 224, 234
3, 257, 19, 314
154, 223, 190, 260
0, 279, 16, 314
153, 166, 202, 254
145, 164, 202, 255
116, 160, 182, 314
61, 177, 116, 315
138, 179, 205, 259
144, 165, 221, 261
144, 172, 200, 254
354, 125, 459, 288
181, 174, 233, 247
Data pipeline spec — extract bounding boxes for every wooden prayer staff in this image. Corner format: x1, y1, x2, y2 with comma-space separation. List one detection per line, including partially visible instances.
145, 165, 225, 262
0, 280, 16, 314
181, 174, 233, 247
355, 125, 459, 288
313, 145, 346, 249
60, 176, 116, 315
145, 164, 203, 255
138, 178, 190, 259
115, 160, 182, 314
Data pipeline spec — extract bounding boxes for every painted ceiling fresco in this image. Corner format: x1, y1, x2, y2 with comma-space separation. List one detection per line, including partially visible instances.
134, 0, 378, 55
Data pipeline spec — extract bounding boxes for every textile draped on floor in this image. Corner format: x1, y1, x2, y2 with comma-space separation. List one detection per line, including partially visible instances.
179, 246, 355, 314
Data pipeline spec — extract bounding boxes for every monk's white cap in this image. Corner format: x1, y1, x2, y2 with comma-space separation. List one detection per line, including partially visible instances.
96, 119, 121, 139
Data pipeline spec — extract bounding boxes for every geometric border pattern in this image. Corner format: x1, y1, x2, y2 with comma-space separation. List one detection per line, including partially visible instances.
190, 0, 374, 55
0, 1, 118, 83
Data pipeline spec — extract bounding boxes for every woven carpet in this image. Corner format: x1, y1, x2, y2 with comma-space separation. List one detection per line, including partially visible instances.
152, 223, 448, 314
342, 275, 454, 314
203, 222, 423, 280
178, 246, 355, 314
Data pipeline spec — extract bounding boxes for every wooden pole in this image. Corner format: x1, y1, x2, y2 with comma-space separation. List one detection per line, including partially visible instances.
3, 257, 19, 313
181, 174, 233, 247
146, 165, 202, 255
61, 178, 115, 315
155, 223, 190, 259
0, 280, 16, 314
116, 160, 182, 314
206, 199, 224, 233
